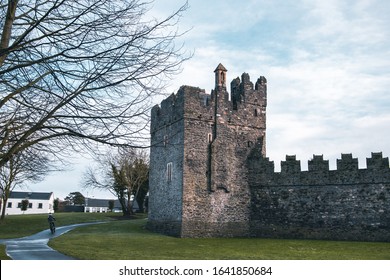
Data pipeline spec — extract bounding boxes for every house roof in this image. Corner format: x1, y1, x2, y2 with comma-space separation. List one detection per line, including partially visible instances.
86, 198, 122, 208
9, 191, 53, 200
86, 198, 139, 209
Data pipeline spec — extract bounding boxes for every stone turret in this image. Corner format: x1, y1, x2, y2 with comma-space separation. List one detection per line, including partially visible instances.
214, 63, 227, 89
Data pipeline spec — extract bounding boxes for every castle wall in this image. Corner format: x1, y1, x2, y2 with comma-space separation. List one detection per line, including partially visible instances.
146, 91, 186, 236
181, 102, 252, 237
248, 153, 390, 241
177, 74, 267, 237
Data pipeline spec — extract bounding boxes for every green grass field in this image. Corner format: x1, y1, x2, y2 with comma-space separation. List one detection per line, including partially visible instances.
0, 212, 122, 238
49, 217, 390, 260
1, 213, 390, 260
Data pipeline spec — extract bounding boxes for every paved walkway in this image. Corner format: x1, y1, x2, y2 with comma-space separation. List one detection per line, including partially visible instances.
0, 222, 104, 260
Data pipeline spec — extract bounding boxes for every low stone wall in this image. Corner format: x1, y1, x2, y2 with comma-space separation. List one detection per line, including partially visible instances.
250, 183, 390, 241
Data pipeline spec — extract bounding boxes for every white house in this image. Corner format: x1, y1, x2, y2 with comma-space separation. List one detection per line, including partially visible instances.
84, 198, 117, 213
3, 191, 55, 215
84, 197, 139, 213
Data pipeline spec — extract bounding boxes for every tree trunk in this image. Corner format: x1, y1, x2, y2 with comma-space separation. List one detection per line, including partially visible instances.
0, 198, 7, 220
0, 0, 18, 66
126, 192, 134, 216
118, 197, 130, 216
0, 185, 12, 220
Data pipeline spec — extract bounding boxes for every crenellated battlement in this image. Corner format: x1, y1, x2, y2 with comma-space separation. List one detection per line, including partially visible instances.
249, 152, 390, 241
231, 73, 267, 110
151, 67, 267, 134
248, 152, 390, 187
150, 86, 188, 133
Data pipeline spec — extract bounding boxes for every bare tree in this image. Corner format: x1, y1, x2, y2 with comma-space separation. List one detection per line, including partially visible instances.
0, 147, 52, 220
117, 148, 149, 214
0, 0, 190, 169
82, 147, 149, 216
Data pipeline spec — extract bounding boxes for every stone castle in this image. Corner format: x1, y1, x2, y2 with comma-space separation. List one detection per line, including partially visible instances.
147, 64, 390, 241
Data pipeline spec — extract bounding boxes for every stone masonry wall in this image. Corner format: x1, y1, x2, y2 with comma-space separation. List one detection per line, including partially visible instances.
179, 72, 267, 237
147, 91, 186, 236
248, 153, 390, 241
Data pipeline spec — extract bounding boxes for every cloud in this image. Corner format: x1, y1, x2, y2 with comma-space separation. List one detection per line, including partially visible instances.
295, 0, 390, 61
34, 0, 390, 198
170, 0, 390, 169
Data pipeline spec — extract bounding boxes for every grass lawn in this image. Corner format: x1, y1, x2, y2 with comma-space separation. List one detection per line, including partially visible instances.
2, 213, 390, 260
0, 212, 123, 239
0, 212, 123, 260
0, 244, 11, 260
49, 218, 390, 260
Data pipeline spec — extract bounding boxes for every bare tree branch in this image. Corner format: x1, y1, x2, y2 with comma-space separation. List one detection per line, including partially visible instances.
81, 147, 149, 216
0, 145, 57, 220
0, 0, 191, 168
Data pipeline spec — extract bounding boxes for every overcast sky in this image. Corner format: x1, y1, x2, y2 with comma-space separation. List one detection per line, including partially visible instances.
30, 0, 390, 200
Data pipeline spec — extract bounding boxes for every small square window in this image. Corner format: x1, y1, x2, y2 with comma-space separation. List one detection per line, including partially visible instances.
38, 203, 43, 209
7, 202, 12, 208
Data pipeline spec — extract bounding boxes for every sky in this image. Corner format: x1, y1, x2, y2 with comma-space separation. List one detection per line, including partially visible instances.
29, 0, 390, 200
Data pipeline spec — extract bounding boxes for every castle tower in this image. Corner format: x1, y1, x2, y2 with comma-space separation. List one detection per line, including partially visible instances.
147, 64, 267, 237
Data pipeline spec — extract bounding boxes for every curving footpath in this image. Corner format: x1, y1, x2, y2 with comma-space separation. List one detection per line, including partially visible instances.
0, 222, 104, 260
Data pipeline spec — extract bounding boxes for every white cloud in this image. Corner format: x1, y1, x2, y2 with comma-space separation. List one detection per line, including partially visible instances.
297, 0, 390, 54
34, 0, 390, 197
140, 0, 390, 170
